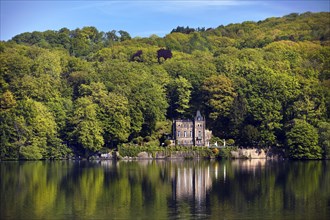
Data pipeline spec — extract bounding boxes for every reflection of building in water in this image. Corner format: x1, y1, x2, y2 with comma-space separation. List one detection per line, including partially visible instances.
172, 165, 212, 204
99, 160, 116, 168
231, 159, 266, 176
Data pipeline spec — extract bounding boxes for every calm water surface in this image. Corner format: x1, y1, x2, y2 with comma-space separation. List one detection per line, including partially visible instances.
0, 160, 329, 219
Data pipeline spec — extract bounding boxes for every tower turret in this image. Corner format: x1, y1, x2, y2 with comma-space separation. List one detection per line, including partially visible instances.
194, 110, 205, 146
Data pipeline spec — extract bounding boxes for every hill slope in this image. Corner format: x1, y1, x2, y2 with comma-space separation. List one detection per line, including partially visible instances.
1, 12, 329, 159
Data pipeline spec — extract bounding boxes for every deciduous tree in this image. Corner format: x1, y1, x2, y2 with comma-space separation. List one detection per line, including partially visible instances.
286, 119, 322, 159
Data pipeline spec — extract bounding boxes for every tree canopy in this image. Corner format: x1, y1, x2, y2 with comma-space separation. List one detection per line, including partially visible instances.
1, 12, 329, 159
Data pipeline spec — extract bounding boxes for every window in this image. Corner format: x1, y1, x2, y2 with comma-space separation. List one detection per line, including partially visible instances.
198, 131, 202, 139
190, 131, 193, 137
184, 131, 187, 137
178, 131, 181, 137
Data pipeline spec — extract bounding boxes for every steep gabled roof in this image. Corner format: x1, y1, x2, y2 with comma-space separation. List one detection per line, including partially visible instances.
196, 110, 202, 118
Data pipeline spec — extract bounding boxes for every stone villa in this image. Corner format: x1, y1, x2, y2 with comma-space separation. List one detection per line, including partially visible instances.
172, 111, 212, 147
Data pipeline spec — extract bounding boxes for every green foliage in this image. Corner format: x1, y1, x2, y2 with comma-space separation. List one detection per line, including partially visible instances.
81, 82, 131, 146
132, 137, 144, 146
226, 139, 235, 145
167, 76, 192, 118
318, 122, 330, 159
210, 136, 222, 145
0, 90, 17, 110
166, 146, 215, 158
70, 97, 104, 156
118, 144, 215, 158
202, 75, 237, 119
118, 144, 164, 157
286, 119, 322, 159
217, 147, 237, 159
144, 136, 152, 142
1, 12, 329, 160
240, 125, 260, 147
164, 140, 172, 146
0, 96, 70, 160
171, 26, 196, 34
19, 145, 43, 160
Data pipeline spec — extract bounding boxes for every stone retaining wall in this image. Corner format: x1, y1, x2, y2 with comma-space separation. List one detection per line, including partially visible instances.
230, 148, 282, 159
100, 148, 282, 160
130, 151, 213, 160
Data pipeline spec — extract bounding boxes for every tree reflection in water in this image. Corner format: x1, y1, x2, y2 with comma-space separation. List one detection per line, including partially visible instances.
0, 160, 329, 220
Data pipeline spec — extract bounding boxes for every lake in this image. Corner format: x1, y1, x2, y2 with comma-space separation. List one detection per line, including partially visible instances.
1, 159, 329, 219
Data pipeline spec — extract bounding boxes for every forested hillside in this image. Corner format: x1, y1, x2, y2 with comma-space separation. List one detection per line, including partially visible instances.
1, 12, 329, 160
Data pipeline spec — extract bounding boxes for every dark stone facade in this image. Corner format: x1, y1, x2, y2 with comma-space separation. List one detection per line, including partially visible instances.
172, 111, 212, 146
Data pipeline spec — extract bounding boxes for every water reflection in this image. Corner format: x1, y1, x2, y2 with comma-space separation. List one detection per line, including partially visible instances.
231, 159, 266, 171
1, 160, 329, 220
174, 162, 212, 201
170, 161, 213, 217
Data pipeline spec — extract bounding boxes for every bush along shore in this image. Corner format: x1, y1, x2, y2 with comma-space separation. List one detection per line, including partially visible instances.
91, 145, 284, 160
98, 145, 216, 160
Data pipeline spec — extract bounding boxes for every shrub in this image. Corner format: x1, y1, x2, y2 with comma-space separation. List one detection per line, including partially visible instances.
144, 136, 152, 142
19, 145, 43, 160
212, 148, 219, 155
226, 139, 235, 146
210, 136, 222, 145
118, 144, 216, 158
164, 140, 172, 146
132, 136, 144, 145
118, 144, 164, 157
218, 146, 237, 159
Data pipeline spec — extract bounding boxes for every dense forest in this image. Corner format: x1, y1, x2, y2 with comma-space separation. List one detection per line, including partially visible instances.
1, 12, 329, 160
